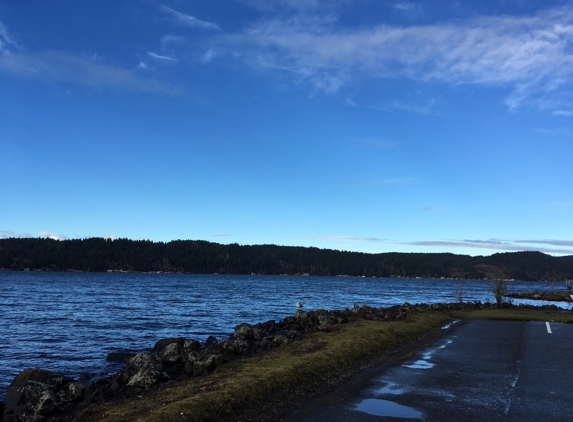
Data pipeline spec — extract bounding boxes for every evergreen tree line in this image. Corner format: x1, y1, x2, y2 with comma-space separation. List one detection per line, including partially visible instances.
1, 237, 572, 281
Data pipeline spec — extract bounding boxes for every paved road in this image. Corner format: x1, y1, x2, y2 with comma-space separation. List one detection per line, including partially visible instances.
297, 319, 573, 421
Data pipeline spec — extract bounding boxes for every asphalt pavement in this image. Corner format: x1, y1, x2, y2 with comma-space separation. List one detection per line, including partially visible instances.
296, 319, 573, 422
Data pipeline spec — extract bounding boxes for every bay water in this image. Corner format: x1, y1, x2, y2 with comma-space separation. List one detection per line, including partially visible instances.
0, 271, 569, 400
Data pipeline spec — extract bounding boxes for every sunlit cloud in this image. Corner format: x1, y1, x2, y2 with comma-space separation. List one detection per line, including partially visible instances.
0, 50, 180, 95
38, 231, 69, 241
160, 6, 221, 31
102, 234, 117, 241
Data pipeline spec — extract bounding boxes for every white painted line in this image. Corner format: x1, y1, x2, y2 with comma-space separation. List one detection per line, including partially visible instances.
546, 322, 552, 334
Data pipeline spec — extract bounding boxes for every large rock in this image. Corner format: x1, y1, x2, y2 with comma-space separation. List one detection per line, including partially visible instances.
58, 382, 85, 403
2, 368, 80, 422
232, 323, 255, 340
105, 351, 136, 363
118, 352, 164, 388
294, 310, 308, 320
185, 353, 224, 376
159, 342, 186, 365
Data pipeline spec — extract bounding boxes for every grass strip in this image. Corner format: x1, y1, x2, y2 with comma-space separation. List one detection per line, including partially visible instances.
74, 311, 448, 422
447, 307, 573, 322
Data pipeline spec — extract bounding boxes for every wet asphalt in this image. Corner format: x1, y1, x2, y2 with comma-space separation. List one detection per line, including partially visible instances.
297, 319, 573, 422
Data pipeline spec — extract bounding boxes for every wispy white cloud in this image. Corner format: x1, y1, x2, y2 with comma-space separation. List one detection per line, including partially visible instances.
102, 234, 117, 240
201, 49, 218, 64
395, 238, 573, 255
236, 0, 354, 13
148, 51, 178, 61
312, 236, 384, 242
422, 206, 444, 211
553, 110, 573, 117
160, 6, 221, 31
38, 231, 69, 241
222, 6, 573, 112
394, 2, 416, 11
0, 230, 32, 239
0, 50, 180, 95
515, 239, 573, 247
0, 21, 21, 53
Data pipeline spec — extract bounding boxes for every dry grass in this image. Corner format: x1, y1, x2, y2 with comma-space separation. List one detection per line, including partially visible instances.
74, 311, 448, 422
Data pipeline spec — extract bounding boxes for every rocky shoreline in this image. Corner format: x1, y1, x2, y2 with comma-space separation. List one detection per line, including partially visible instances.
1, 300, 565, 422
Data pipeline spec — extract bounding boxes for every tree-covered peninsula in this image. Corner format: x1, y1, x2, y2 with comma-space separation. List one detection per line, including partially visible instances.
1, 238, 572, 281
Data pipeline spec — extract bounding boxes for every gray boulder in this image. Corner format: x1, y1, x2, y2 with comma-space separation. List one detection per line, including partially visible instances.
119, 352, 164, 388
185, 353, 224, 376
2, 368, 79, 422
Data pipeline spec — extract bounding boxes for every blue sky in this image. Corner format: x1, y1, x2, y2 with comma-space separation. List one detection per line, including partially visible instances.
1, 0, 573, 256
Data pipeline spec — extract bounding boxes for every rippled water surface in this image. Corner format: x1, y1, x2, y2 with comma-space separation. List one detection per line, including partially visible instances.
0, 272, 569, 399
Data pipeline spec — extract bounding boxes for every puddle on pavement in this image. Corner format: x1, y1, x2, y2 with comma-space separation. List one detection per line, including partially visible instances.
375, 381, 405, 395
355, 398, 422, 419
439, 339, 453, 349
402, 337, 453, 370
441, 320, 460, 330
403, 359, 435, 369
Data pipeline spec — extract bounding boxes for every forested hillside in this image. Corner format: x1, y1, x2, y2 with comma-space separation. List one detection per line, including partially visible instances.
1, 238, 572, 281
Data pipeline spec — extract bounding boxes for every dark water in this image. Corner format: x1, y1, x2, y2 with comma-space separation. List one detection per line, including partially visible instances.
0, 272, 569, 400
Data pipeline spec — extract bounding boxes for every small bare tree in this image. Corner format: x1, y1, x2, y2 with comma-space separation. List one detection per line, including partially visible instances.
457, 281, 464, 303
492, 268, 507, 309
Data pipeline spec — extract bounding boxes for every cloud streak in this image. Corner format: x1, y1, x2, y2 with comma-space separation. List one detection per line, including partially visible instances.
515, 239, 573, 247
161, 6, 221, 31
0, 230, 32, 239
222, 6, 573, 112
396, 238, 573, 255
0, 50, 180, 95
148, 51, 178, 61
0, 21, 21, 53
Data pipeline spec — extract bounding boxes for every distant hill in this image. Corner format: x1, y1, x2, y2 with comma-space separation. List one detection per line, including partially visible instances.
1, 238, 572, 281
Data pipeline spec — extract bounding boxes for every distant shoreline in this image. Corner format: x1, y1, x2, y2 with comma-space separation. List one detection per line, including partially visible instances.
1, 237, 573, 281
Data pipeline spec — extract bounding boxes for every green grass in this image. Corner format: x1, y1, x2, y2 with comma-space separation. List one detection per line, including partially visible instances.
447, 307, 573, 323
74, 311, 448, 422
